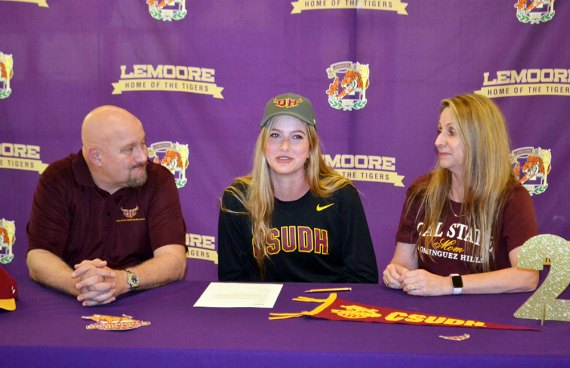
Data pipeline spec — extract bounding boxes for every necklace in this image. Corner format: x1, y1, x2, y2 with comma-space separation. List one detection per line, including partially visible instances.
448, 198, 462, 218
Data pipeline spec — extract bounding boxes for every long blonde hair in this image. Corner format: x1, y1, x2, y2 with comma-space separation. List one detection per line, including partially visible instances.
223, 116, 352, 277
409, 94, 516, 271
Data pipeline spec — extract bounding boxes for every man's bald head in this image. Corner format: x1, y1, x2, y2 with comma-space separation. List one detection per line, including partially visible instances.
80, 105, 148, 194
81, 105, 142, 150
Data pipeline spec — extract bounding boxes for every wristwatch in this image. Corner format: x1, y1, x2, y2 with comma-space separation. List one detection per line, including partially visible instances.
450, 274, 463, 295
126, 269, 139, 291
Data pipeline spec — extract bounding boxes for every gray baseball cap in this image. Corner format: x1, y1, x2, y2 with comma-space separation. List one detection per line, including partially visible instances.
260, 93, 316, 128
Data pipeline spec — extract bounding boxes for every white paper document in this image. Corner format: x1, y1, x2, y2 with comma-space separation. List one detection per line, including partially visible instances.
194, 282, 283, 308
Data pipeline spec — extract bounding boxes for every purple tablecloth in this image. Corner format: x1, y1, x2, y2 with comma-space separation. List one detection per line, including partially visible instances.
1, 276, 569, 367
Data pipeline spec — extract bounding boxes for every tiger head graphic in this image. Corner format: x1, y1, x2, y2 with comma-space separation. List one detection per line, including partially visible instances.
520, 155, 550, 184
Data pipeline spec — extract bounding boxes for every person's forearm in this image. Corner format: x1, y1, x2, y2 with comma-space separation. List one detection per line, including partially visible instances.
460, 267, 538, 294
389, 242, 419, 271
116, 245, 187, 296
27, 249, 80, 297
389, 255, 417, 272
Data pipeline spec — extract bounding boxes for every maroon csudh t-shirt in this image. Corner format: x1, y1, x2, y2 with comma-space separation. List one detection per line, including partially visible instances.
27, 152, 186, 269
395, 175, 538, 275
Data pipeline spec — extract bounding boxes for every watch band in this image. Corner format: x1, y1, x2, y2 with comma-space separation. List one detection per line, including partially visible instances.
450, 273, 463, 295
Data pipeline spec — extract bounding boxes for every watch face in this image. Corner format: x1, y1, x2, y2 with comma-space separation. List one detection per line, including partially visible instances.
128, 271, 139, 288
452, 275, 463, 288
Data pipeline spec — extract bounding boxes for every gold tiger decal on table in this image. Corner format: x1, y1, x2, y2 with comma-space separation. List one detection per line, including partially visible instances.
82, 314, 136, 323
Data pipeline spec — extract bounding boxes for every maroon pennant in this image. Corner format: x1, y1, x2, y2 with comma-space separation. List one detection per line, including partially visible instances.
270, 293, 538, 331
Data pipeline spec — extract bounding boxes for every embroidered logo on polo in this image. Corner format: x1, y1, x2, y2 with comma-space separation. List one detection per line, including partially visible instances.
316, 203, 334, 212
0, 52, 14, 99
514, 0, 555, 24
511, 147, 552, 196
474, 68, 570, 98
146, 0, 187, 21
325, 61, 370, 111
121, 206, 139, 219
116, 206, 145, 223
290, 0, 408, 15
0, 142, 49, 174
0, 218, 16, 265
148, 141, 189, 189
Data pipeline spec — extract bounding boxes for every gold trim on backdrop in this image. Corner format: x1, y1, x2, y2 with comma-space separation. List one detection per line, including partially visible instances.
112, 79, 224, 99
0, 158, 48, 174
0, 0, 48, 7
291, 0, 408, 15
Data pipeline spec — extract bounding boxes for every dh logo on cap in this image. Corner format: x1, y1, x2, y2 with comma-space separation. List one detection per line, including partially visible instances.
273, 97, 303, 109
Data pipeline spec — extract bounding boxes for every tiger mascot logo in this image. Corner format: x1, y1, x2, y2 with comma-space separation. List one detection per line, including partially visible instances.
512, 147, 551, 196
146, 0, 187, 21
514, 0, 555, 24
333, 70, 370, 99
161, 149, 185, 174
0, 219, 15, 264
148, 141, 189, 189
0, 52, 14, 99
518, 156, 550, 184
326, 61, 370, 111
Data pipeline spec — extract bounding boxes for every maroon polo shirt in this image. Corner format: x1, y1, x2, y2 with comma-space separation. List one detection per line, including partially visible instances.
27, 152, 186, 269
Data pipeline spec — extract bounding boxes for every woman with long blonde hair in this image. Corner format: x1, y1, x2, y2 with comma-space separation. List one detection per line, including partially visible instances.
218, 93, 378, 282
383, 93, 538, 296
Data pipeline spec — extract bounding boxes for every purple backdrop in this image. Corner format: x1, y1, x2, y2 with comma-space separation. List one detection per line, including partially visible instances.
0, 0, 568, 280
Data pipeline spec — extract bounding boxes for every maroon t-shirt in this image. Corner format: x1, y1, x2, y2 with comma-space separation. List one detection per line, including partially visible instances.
396, 175, 538, 275
27, 152, 186, 269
